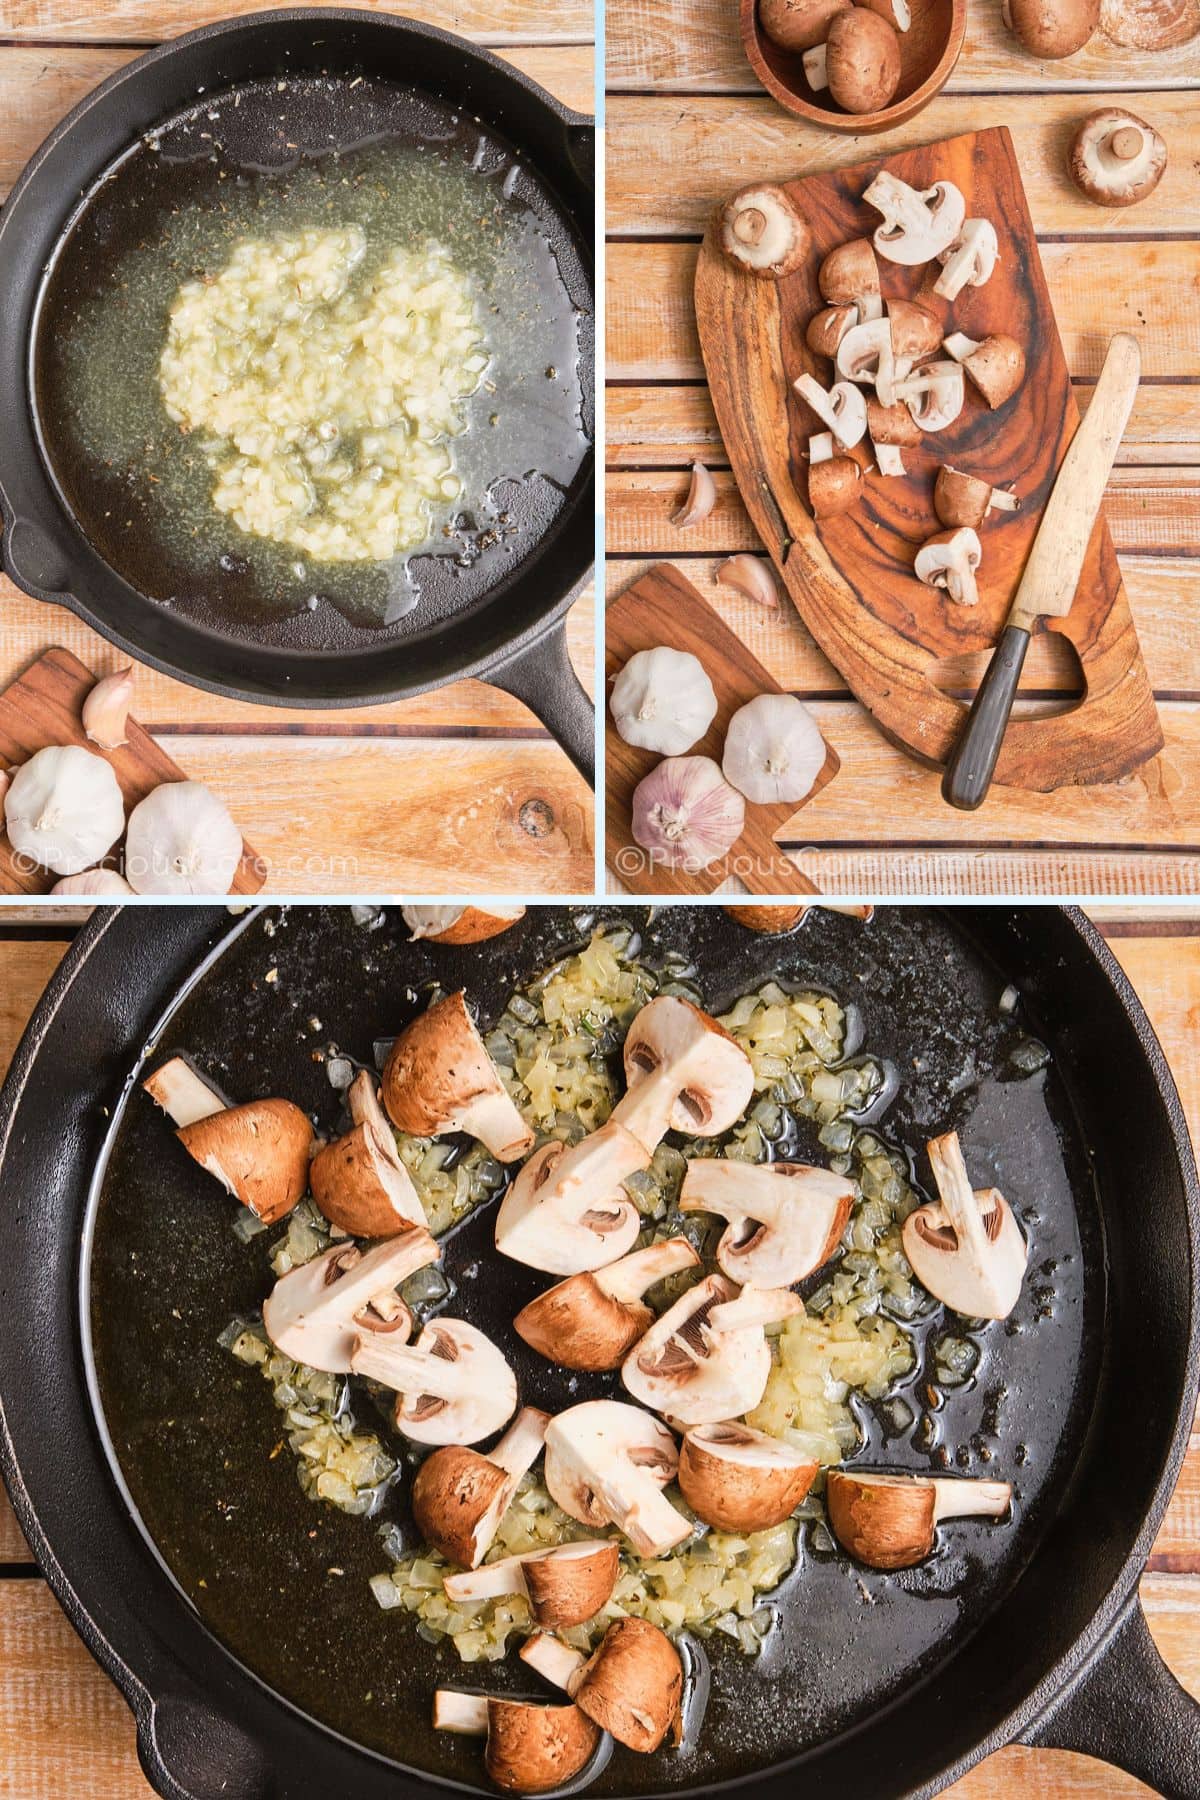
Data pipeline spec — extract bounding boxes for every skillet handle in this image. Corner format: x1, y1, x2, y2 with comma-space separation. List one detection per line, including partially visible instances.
488, 622, 595, 787
1020, 1593, 1200, 1798
136, 1692, 272, 1800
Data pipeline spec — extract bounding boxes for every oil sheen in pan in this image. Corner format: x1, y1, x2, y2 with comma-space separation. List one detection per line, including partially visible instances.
86, 908, 1104, 1792
34, 75, 591, 643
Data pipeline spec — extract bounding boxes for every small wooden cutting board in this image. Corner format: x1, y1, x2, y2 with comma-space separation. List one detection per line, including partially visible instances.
0, 647, 266, 895
605, 563, 837, 895
696, 126, 1163, 794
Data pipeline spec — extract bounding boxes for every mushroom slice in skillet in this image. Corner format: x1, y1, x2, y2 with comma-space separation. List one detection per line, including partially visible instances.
520, 1617, 683, 1753
513, 1239, 701, 1370
493, 1120, 646, 1275
433, 1689, 601, 1794
609, 995, 754, 1154
443, 1539, 620, 1629
412, 1407, 551, 1568
902, 1130, 1028, 1319
621, 1273, 802, 1427
144, 1054, 312, 1223
826, 1469, 1013, 1570
352, 1316, 517, 1445
543, 1400, 691, 1557
382, 991, 534, 1163
262, 1225, 440, 1373
309, 1069, 427, 1237
678, 1159, 854, 1287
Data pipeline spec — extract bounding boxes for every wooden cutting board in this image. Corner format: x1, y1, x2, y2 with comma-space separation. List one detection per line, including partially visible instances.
0, 648, 266, 895
696, 125, 1163, 793
605, 563, 837, 894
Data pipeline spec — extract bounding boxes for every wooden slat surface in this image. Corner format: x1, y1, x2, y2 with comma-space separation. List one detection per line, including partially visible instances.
0, 0, 594, 43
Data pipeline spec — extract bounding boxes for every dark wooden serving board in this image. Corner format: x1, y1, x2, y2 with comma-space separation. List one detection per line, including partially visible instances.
696, 125, 1163, 794
605, 563, 837, 895
0, 648, 266, 895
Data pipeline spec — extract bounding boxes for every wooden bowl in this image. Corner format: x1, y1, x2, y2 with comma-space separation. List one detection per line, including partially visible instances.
740, 0, 966, 134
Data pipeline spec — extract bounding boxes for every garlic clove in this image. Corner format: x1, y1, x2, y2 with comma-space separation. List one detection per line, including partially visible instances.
716, 556, 780, 611
610, 647, 718, 756
51, 868, 135, 896
82, 666, 135, 751
124, 780, 242, 895
722, 694, 827, 806
672, 462, 717, 530
631, 755, 744, 871
4, 745, 126, 877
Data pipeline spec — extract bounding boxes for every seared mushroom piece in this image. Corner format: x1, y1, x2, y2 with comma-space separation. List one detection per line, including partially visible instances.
544, 1400, 690, 1556
352, 1316, 518, 1445
515, 1239, 701, 1370
806, 304, 859, 359
819, 239, 882, 322
262, 1225, 441, 1372
610, 995, 754, 1155
1069, 108, 1167, 207
816, 8, 902, 114
175, 1096, 313, 1224
760, 0, 852, 49
310, 1070, 426, 1238
933, 219, 999, 302
382, 991, 533, 1163
943, 332, 1026, 409
718, 184, 810, 280
935, 467, 1019, 531
866, 396, 920, 477
444, 1540, 620, 1629
809, 455, 863, 518
493, 1120, 646, 1275
894, 360, 966, 432
1002, 0, 1099, 56
521, 1618, 683, 1754
863, 172, 966, 265
902, 1130, 1028, 1319
433, 1690, 600, 1795
412, 1407, 550, 1567
826, 1470, 1013, 1570
143, 1055, 227, 1126
915, 527, 983, 607
622, 1272, 802, 1426
679, 1159, 853, 1286
402, 905, 525, 945
679, 1422, 819, 1530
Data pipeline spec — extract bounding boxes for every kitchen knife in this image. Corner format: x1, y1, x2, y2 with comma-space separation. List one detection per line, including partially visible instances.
940, 332, 1141, 811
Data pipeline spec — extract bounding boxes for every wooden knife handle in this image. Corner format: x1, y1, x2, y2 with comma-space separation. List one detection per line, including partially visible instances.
941, 624, 1032, 811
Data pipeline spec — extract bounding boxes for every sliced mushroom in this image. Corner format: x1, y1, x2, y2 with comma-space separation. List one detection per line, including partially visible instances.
402, 905, 525, 945
262, 1226, 440, 1372
444, 1539, 620, 1628
760, 0, 852, 49
824, 8, 902, 113
863, 172, 966, 265
943, 333, 1026, 408
352, 1316, 518, 1445
718, 184, 810, 279
142, 1055, 227, 1126
412, 1407, 550, 1567
826, 1470, 1013, 1569
866, 396, 920, 477
806, 304, 858, 359
1002, 0, 1099, 56
610, 995, 754, 1155
819, 240, 883, 321
722, 903, 874, 931
494, 1120, 646, 1275
521, 1618, 683, 1754
835, 316, 896, 402
809, 431, 835, 464
679, 1158, 853, 1286
515, 1239, 701, 1370
543, 1400, 690, 1556
914, 527, 982, 607
902, 1130, 1028, 1318
622, 1272, 802, 1426
679, 1422, 819, 1531
175, 1097, 313, 1224
933, 219, 999, 302
382, 991, 534, 1163
1068, 108, 1167, 207
310, 1071, 426, 1238
433, 1690, 600, 1795
793, 372, 868, 450
934, 467, 1020, 531
894, 360, 965, 431
809, 456, 862, 518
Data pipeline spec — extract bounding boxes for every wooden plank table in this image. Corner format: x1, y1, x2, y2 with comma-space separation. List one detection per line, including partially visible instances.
605, 0, 1200, 894
0, 907, 1198, 1798
0, 3, 596, 895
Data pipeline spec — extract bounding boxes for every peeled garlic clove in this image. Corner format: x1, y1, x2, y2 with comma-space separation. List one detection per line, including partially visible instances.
51, 868, 134, 896
82, 666, 135, 750
716, 556, 780, 611
672, 461, 716, 529
723, 694, 827, 806
402, 905, 525, 944
4, 745, 126, 876
124, 780, 242, 895
611, 646, 718, 755
631, 754, 744, 870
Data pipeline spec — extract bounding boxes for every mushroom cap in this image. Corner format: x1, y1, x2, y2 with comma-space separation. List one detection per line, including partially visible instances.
310, 1122, 425, 1238
402, 905, 526, 945
382, 991, 533, 1162
679, 1158, 853, 1287
806, 304, 858, 359
818, 239, 881, 309
826, 1469, 937, 1568
484, 1698, 601, 1794
824, 8, 902, 113
616, 995, 754, 1149
759, 0, 853, 48
1002, 0, 1099, 55
887, 299, 943, 364
934, 467, 994, 530
543, 1401, 689, 1556
494, 1121, 645, 1276
1068, 108, 1168, 207
575, 1618, 683, 1753
413, 1444, 513, 1566
722, 903, 810, 932
622, 1272, 781, 1426
515, 1271, 650, 1370
962, 335, 1025, 408
866, 397, 921, 449
809, 455, 861, 518
262, 1227, 438, 1372
176, 1098, 312, 1223
679, 1422, 819, 1531
522, 1541, 622, 1628
718, 184, 810, 279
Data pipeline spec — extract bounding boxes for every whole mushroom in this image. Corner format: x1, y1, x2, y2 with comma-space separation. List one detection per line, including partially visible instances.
718, 184, 810, 279
805, 8, 902, 112
1002, 0, 1100, 56
759, 0, 852, 48
1068, 108, 1168, 207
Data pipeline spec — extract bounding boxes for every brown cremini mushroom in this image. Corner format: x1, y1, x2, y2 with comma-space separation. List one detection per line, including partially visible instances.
352, 1315, 518, 1445
176, 1097, 312, 1224
809, 455, 862, 518
382, 990, 534, 1163
759, 0, 853, 47
543, 1400, 690, 1556
943, 332, 1026, 408
805, 8, 901, 112
806, 304, 858, 358
621, 1272, 802, 1426
914, 527, 983, 607
718, 184, 810, 279
934, 466, 1020, 530
722, 903, 873, 931
887, 299, 943, 368
610, 995, 754, 1155
1068, 108, 1168, 206
514, 1238, 701, 1370
826, 1470, 1013, 1569
310, 1070, 426, 1238
866, 396, 920, 476
493, 1120, 646, 1275
863, 172, 965, 264
412, 1407, 550, 1567
521, 1618, 683, 1753
444, 1539, 620, 1629
818, 239, 883, 320
679, 1422, 819, 1530
262, 1225, 440, 1372
401, 905, 525, 945
433, 1690, 600, 1794
1002, 0, 1099, 56
901, 1130, 1028, 1318
679, 1158, 853, 1286
858, 0, 912, 24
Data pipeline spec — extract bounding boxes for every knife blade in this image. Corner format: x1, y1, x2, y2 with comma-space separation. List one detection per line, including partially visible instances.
940, 331, 1141, 811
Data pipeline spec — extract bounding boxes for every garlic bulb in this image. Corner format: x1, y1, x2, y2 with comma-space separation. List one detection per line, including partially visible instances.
4, 745, 125, 876
51, 868, 134, 896
402, 905, 525, 944
610, 647, 718, 755
631, 755, 744, 870
82, 666, 135, 750
723, 694, 826, 805
124, 781, 242, 894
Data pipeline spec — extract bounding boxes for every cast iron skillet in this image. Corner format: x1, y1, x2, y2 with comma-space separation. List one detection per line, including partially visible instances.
0, 11, 595, 781
0, 905, 1198, 1799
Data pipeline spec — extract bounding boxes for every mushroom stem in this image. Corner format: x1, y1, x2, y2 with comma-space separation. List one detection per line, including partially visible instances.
491, 1406, 554, 1479
706, 1287, 804, 1334
599, 1238, 698, 1303
926, 1132, 997, 1272
931, 1477, 1012, 1522
802, 42, 829, 87
143, 1056, 227, 1126
521, 1634, 588, 1693
444, 1554, 531, 1604
943, 331, 982, 362
434, 1691, 491, 1734
352, 1339, 481, 1401
809, 432, 834, 464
